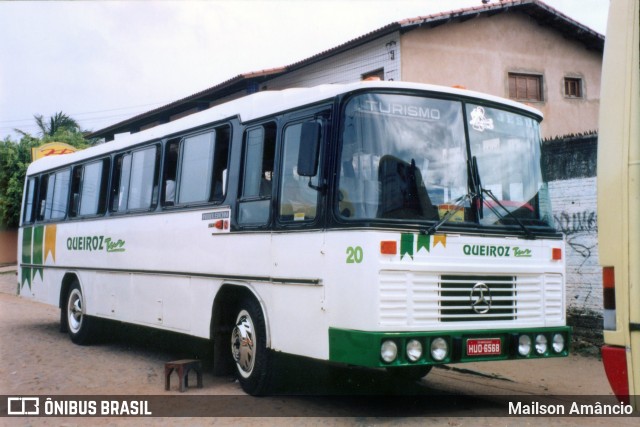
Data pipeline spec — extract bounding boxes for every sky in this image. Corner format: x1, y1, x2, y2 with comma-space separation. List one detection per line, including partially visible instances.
0, 0, 609, 140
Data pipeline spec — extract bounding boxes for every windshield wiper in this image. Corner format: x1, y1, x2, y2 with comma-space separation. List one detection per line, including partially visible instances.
425, 192, 474, 235
426, 158, 481, 235
426, 157, 536, 238
470, 155, 535, 239
427, 157, 536, 239
480, 188, 535, 239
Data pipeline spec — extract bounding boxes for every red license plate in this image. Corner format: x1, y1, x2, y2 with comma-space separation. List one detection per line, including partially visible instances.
467, 338, 501, 356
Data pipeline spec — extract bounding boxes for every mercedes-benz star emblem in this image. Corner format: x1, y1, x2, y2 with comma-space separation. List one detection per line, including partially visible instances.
470, 282, 492, 314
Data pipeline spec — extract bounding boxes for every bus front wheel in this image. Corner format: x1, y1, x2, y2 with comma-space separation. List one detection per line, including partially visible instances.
231, 297, 273, 395
64, 281, 95, 345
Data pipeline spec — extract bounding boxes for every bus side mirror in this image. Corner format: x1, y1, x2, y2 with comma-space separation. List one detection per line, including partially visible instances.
297, 122, 321, 177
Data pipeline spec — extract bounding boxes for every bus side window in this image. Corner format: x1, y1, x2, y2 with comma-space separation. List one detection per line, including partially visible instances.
49, 169, 71, 220
37, 169, 70, 221
212, 126, 231, 201
238, 123, 276, 226
96, 158, 111, 215
69, 166, 83, 217
22, 177, 38, 224
76, 159, 109, 217
110, 153, 131, 212
162, 140, 179, 206
162, 126, 230, 207
177, 132, 215, 205
36, 174, 49, 221
110, 155, 120, 212
110, 146, 158, 212
128, 146, 158, 211
278, 121, 320, 223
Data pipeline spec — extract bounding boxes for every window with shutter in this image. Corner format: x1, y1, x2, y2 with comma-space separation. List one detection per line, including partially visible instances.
508, 73, 543, 102
564, 77, 583, 98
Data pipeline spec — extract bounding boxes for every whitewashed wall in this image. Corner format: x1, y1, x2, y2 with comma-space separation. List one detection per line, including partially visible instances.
548, 177, 601, 314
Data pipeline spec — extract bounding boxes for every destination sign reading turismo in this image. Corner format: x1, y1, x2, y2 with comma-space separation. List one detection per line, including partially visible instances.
360, 100, 441, 120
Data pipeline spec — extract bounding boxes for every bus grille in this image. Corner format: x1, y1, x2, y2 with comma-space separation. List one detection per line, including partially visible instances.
378, 271, 561, 327
439, 275, 515, 322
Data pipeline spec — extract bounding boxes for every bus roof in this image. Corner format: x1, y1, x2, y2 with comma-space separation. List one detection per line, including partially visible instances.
27, 81, 542, 175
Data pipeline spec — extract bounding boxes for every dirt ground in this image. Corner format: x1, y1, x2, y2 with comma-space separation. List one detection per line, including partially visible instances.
0, 268, 632, 426
0, 269, 240, 395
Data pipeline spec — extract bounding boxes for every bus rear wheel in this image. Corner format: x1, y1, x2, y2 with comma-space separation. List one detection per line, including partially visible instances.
230, 297, 273, 395
64, 281, 95, 345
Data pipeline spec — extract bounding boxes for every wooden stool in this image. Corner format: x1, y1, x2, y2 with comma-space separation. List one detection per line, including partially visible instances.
164, 359, 203, 392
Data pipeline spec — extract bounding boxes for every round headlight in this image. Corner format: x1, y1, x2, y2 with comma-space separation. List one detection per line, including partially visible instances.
552, 333, 565, 353
430, 337, 448, 361
518, 334, 532, 356
406, 339, 423, 362
381, 340, 398, 363
535, 334, 548, 355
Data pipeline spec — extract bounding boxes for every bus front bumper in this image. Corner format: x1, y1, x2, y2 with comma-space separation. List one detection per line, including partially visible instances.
329, 326, 571, 368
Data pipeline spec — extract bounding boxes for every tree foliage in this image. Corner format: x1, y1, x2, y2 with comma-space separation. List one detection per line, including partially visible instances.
15, 111, 82, 138
35, 112, 81, 136
0, 136, 39, 228
0, 114, 89, 228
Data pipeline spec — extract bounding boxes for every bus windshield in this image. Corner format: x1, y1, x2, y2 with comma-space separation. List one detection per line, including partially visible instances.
337, 92, 554, 231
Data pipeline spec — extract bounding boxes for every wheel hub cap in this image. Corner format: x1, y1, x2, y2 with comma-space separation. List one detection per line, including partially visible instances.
231, 311, 255, 377
67, 289, 84, 333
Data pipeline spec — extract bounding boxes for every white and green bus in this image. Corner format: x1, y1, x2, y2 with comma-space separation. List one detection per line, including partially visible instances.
18, 81, 569, 395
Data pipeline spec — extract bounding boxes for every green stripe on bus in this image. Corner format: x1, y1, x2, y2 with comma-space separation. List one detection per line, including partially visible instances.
22, 227, 32, 264
33, 225, 44, 281
21, 227, 32, 290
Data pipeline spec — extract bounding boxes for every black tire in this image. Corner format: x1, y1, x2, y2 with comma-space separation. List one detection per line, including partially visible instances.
63, 281, 96, 345
386, 365, 433, 381
230, 296, 273, 395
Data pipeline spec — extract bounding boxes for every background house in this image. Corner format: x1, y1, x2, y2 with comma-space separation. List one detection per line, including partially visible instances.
89, 0, 604, 142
